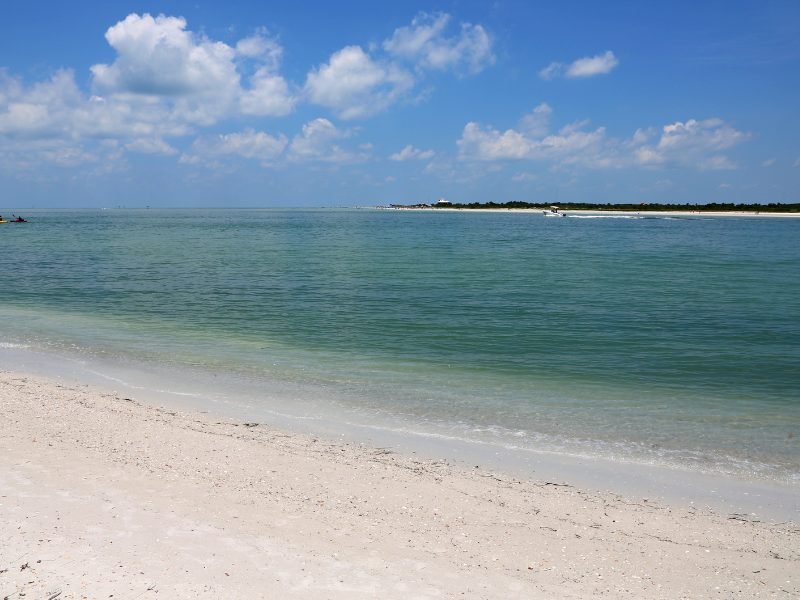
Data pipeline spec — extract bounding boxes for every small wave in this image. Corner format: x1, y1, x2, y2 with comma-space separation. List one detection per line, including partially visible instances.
338, 419, 798, 484
566, 215, 644, 219
83, 368, 213, 399
0, 342, 30, 349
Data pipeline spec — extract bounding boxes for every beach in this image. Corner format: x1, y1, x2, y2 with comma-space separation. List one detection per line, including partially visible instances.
3, 0, 799, 596
1, 371, 797, 599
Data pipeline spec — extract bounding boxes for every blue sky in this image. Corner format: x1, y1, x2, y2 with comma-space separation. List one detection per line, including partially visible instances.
1, 0, 798, 207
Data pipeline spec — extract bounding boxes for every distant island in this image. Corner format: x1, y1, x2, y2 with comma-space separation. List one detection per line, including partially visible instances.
386, 201, 800, 213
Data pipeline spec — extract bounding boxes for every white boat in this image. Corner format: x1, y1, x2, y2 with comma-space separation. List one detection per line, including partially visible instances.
543, 205, 566, 217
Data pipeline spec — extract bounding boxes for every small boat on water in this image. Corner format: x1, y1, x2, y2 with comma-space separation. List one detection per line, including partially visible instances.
543, 205, 566, 217
0, 215, 28, 223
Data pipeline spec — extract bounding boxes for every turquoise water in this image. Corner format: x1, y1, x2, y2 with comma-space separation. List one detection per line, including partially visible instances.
1, 208, 799, 482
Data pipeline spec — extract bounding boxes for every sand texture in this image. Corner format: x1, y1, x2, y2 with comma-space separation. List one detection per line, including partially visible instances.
1, 371, 797, 599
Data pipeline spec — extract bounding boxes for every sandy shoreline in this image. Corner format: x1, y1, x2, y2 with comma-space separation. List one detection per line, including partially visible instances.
377, 207, 800, 218
2, 371, 798, 598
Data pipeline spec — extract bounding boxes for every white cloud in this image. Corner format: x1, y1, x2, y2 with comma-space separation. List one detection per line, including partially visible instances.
45, 146, 103, 167
91, 14, 240, 98
518, 103, 552, 137
0, 69, 158, 170
540, 51, 619, 80
90, 14, 296, 123
637, 118, 748, 169
566, 51, 619, 78
125, 137, 178, 155
458, 122, 533, 160
236, 32, 283, 70
304, 12, 493, 119
288, 118, 368, 163
185, 129, 288, 165
0, 14, 301, 169
762, 158, 776, 167
0, 70, 82, 137
719, 183, 733, 189
383, 12, 495, 74
457, 107, 748, 171
240, 68, 296, 116
458, 117, 607, 166
2, 11, 496, 175
0, 67, 195, 167
304, 46, 414, 119
657, 118, 744, 151
538, 62, 563, 80
795, 157, 800, 167
389, 144, 434, 161
237, 32, 296, 116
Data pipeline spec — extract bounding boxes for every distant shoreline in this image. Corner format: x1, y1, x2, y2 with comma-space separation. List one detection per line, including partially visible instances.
377, 206, 800, 218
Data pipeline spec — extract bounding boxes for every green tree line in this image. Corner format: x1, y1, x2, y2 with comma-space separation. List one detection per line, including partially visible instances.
430, 202, 800, 212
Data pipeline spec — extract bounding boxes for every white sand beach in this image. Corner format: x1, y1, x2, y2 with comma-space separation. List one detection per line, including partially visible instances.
1, 371, 797, 599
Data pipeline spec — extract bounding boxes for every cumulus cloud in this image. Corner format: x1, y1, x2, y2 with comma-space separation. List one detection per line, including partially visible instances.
90, 14, 296, 123
540, 51, 619, 80
236, 32, 283, 70
6, 11, 515, 179
0, 70, 201, 175
0, 13, 302, 169
635, 118, 748, 170
236, 32, 297, 117
566, 51, 619, 78
305, 12, 494, 119
288, 118, 368, 163
0, 70, 83, 137
91, 14, 239, 98
457, 107, 748, 171
383, 12, 494, 74
179, 119, 372, 168
2, 11, 497, 175
304, 46, 414, 120
458, 119, 607, 166
518, 103, 552, 138
0, 68, 177, 170
240, 68, 296, 116
183, 129, 288, 166
458, 123, 533, 160
389, 144, 434, 161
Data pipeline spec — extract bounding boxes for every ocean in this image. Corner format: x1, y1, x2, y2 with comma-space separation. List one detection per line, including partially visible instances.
1, 208, 798, 485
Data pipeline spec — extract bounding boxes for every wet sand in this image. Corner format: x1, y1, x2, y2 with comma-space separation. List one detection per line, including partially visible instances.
1, 371, 797, 598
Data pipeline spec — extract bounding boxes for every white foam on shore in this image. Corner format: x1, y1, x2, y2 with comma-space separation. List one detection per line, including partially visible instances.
565, 214, 644, 219
3, 343, 798, 521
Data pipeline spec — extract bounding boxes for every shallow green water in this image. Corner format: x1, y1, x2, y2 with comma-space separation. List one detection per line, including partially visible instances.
1, 208, 798, 481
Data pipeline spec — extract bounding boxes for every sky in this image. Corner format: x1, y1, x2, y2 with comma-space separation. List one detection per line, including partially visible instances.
1, 0, 799, 207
